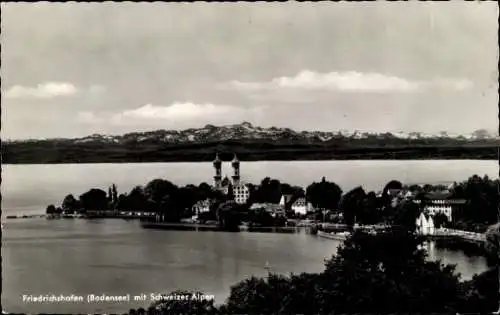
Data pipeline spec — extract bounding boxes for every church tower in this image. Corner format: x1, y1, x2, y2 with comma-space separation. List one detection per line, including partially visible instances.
231, 154, 240, 186
213, 153, 222, 189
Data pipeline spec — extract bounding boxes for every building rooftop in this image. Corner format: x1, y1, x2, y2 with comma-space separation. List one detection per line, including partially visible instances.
424, 191, 453, 200
213, 153, 222, 164
293, 197, 306, 204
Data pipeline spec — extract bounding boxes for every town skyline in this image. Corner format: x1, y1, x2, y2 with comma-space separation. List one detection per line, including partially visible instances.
2, 2, 498, 139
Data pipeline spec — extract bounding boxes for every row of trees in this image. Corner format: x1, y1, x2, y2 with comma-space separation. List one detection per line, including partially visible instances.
48, 174, 498, 232
451, 175, 499, 228
126, 228, 500, 315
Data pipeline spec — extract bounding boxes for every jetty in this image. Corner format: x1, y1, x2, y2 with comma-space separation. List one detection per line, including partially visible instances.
426, 228, 486, 244
317, 230, 349, 241
5, 214, 46, 219
140, 222, 222, 231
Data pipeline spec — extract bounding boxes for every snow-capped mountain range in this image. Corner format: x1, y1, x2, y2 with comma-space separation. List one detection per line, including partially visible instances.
6, 122, 499, 144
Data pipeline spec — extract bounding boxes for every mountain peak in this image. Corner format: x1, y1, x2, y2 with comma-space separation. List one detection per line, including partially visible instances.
240, 121, 253, 128
6, 122, 498, 144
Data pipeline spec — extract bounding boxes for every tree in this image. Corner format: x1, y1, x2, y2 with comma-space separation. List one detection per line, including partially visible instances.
216, 200, 241, 231
111, 184, 118, 205
247, 208, 274, 227
61, 194, 79, 213
392, 200, 421, 232
224, 274, 307, 314
146, 290, 218, 315
46, 204, 56, 214
382, 180, 403, 195
79, 188, 108, 210
452, 175, 499, 226
126, 186, 150, 211
321, 230, 465, 313
486, 223, 500, 314
175, 185, 203, 217
144, 179, 178, 212
254, 177, 282, 203
223, 230, 469, 314
305, 178, 342, 210
407, 184, 423, 194
338, 186, 366, 228
107, 187, 113, 203
433, 212, 449, 229
226, 182, 235, 202
355, 191, 381, 225
381, 180, 403, 208
460, 265, 499, 313
116, 193, 128, 211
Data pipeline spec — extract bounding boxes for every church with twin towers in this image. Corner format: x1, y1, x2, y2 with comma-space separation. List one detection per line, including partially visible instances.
212, 153, 250, 204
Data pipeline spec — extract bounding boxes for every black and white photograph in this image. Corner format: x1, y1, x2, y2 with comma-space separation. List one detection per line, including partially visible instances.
1, 2, 499, 314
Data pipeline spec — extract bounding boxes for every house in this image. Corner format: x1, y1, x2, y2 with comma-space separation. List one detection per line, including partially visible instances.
192, 199, 214, 215
413, 191, 466, 223
233, 184, 251, 204
291, 197, 308, 215
221, 183, 251, 204
416, 212, 435, 235
279, 194, 293, 209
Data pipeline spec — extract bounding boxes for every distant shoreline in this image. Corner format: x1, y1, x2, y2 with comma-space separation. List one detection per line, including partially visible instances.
2, 144, 498, 164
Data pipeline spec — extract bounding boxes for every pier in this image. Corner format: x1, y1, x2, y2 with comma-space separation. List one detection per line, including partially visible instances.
427, 228, 486, 244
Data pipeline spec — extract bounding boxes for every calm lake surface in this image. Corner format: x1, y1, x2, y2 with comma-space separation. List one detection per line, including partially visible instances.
1, 160, 496, 313
2, 219, 489, 314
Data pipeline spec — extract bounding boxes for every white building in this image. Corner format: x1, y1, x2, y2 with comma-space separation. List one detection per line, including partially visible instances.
416, 212, 435, 235
425, 202, 453, 222
192, 199, 214, 215
230, 183, 251, 204
279, 194, 293, 209
291, 197, 308, 215
413, 191, 466, 223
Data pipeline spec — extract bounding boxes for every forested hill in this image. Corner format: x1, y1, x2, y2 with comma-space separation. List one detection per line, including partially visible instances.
2, 122, 498, 163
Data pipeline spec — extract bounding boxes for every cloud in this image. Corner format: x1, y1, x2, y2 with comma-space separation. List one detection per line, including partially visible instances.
110, 102, 264, 125
89, 85, 106, 95
424, 78, 474, 90
221, 70, 474, 93
3, 82, 78, 99
77, 111, 104, 124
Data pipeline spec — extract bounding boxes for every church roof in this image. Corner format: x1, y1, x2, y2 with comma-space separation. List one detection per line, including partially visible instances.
232, 154, 240, 163
213, 153, 222, 163
280, 194, 293, 206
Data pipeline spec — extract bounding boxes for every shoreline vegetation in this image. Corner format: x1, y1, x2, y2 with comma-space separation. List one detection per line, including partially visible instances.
3, 138, 498, 164
45, 174, 498, 233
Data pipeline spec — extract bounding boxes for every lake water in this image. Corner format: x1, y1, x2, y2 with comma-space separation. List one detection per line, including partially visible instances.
2, 218, 489, 314
1, 160, 496, 313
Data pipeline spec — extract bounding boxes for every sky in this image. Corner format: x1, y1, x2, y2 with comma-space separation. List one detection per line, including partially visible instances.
1, 2, 498, 139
